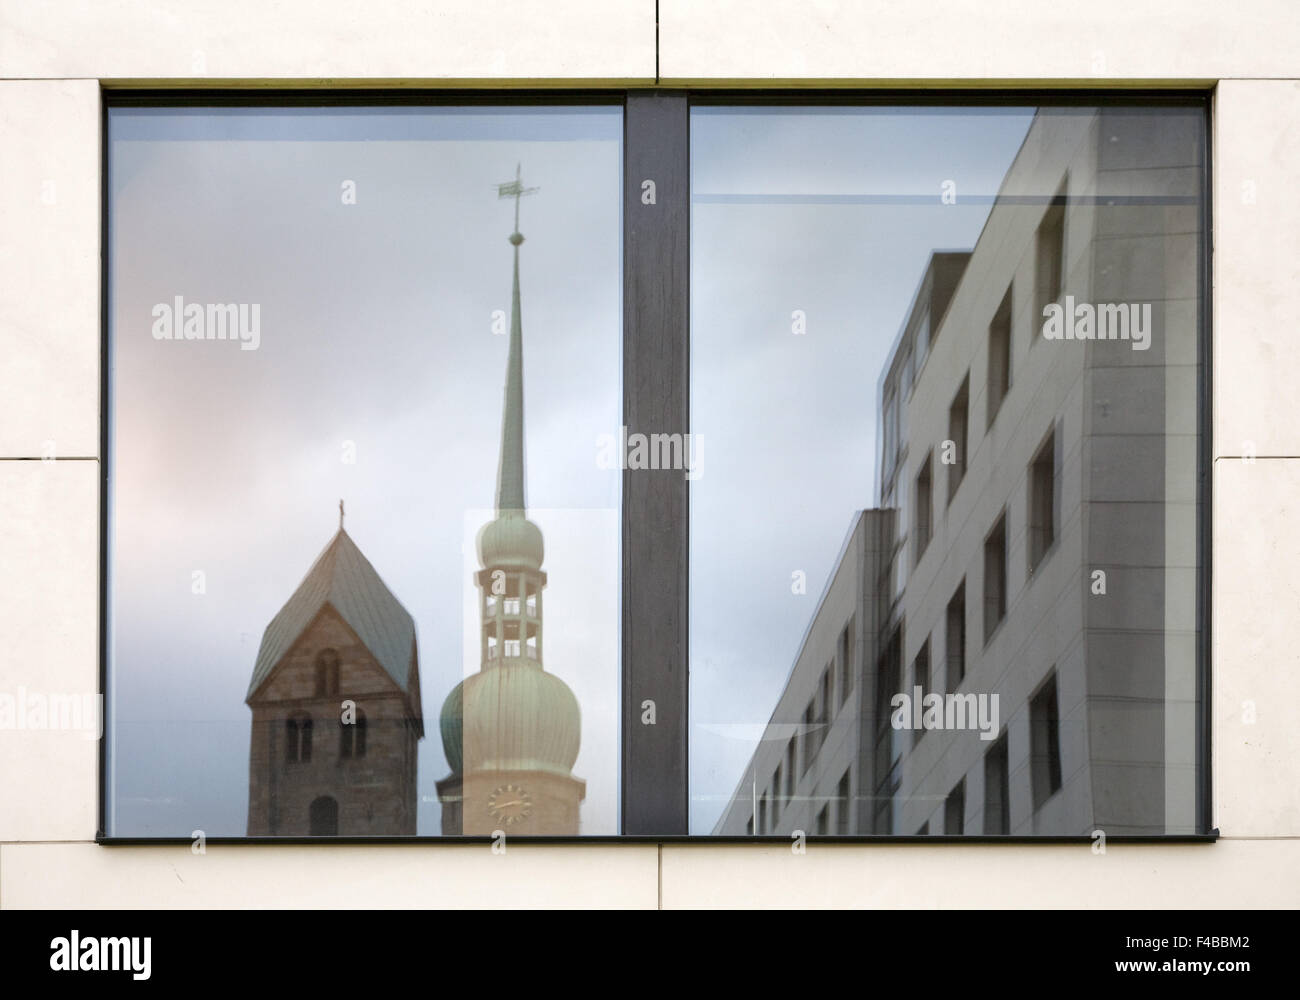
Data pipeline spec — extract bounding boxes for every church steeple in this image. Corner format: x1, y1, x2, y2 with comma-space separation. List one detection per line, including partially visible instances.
493, 163, 537, 515
437, 165, 586, 835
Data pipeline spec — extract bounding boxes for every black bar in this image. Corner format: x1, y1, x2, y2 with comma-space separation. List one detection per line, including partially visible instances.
622, 91, 690, 835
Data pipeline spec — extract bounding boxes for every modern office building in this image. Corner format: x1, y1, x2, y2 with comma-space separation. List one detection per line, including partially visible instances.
716, 107, 1201, 837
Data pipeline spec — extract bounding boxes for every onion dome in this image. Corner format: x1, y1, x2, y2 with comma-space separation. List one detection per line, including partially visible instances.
477, 509, 544, 572
439, 663, 580, 777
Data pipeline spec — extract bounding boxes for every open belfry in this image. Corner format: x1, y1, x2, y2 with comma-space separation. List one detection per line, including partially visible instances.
436, 166, 587, 835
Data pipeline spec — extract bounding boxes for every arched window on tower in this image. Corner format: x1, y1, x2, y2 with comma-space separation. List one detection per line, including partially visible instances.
340, 709, 367, 759
285, 712, 313, 763
315, 648, 340, 696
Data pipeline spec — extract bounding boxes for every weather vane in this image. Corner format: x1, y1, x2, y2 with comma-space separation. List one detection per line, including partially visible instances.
495, 162, 539, 238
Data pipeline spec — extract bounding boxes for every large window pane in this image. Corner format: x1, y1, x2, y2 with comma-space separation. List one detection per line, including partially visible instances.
106, 105, 623, 837
692, 104, 1205, 836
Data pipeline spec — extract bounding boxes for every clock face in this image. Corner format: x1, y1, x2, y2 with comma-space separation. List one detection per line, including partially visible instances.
487, 784, 533, 826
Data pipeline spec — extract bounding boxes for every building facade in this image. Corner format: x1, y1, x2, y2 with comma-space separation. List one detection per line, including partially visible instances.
716, 107, 1201, 839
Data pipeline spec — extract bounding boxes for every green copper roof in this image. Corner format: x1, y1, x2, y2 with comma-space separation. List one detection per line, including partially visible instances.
246, 528, 418, 702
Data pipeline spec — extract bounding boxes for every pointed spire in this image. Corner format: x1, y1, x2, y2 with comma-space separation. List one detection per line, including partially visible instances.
494, 164, 538, 515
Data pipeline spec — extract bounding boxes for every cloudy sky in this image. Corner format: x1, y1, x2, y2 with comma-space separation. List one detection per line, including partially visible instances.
107, 106, 623, 836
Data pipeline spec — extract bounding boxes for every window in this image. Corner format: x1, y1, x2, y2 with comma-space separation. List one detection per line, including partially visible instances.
802, 700, 817, 775
946, 581, 966, 692
947, 375, 969, 503
916, 822, 929, 836
983, 512, 1008, 644
945, 780, 965, 835
815, 805, 829, 835
340, 709, 367, 760
1031, 673, 1064, 809
987, 284, 1013, 428
914, 452, 933, 564
814, 668, 833, 758
984, 733, 1010, 835
1029, 427, 1057, 573
913, 638, 930, 746
315, 649, 339, 698
286, 713, 313, 764
1035, 181, 1067, 329
838, 618, 855, 706
103, 95, 1208, 842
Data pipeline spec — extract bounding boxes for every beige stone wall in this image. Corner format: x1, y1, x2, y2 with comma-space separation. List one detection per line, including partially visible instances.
1, 1, 1297, 908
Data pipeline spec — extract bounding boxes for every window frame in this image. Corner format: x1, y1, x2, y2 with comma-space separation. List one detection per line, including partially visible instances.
97, 87, 1214, 844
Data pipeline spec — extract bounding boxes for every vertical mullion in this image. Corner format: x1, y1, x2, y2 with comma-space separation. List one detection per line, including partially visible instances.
622, 91, 689, 834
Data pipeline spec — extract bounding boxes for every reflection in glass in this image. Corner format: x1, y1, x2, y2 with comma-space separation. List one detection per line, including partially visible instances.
106, 107, 621, 836
693, 105, 1205, 836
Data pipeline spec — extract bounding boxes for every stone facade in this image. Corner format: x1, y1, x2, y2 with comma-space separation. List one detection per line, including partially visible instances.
246, 547, 423, 837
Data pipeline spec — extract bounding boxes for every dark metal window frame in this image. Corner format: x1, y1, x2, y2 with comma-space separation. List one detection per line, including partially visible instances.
97, 87, 1214, 844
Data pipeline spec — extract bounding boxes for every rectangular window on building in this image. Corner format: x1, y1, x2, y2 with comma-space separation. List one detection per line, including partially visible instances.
984, 733, 1011, 835
946, 580, 966, 692
838, 617, 855, 706
1029, 426, 1058, 573
1031, 673, 1064, 809
914, 452, 934, 565
817, 667, 833, 756
773, 762, 784, 824
802, 699, 817, 776
836, 770, 851, 834
1035, 181, 1067, 330
785, 738, 796, 800
945, 779, 966, 835
947, 374, 969, 503
815, 805, 829, 835
913, 638, 930, 746
983, 512, 1008, 644
987, 284, 1013, 429
758, 793, 768, 835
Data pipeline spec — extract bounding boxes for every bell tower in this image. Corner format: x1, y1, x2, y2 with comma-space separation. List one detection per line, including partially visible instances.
436, 166, 586, 835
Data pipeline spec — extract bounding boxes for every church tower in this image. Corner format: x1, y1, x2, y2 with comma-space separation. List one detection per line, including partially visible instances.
436, 166, 586, 835
246, 513, 423, 836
